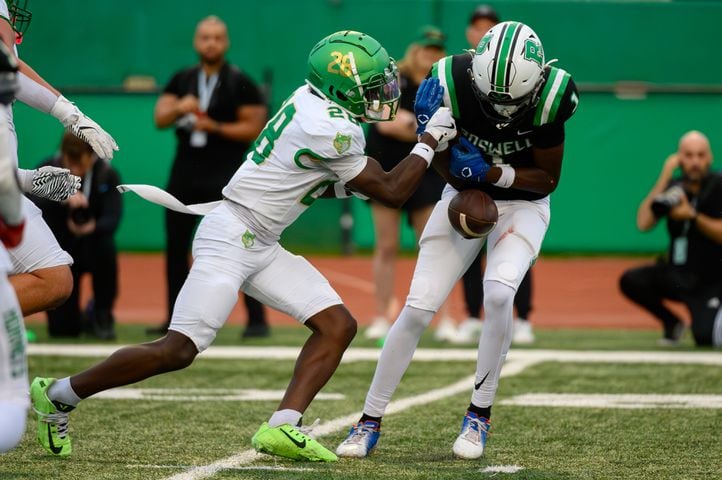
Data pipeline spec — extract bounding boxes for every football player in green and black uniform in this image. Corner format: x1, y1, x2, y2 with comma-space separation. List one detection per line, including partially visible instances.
337, 21, 578, 460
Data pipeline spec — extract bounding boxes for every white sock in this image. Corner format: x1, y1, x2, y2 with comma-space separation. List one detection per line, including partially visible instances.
364, 305, 434, 417
471, 281, 515, 408
47, 377, 82, 407
268, 409, 302, 428
0, 402, 27, 453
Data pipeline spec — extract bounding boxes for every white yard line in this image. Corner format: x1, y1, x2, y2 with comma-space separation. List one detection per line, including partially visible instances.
500, 393, 722, 409
93, 388, 345, 402
28, 344, 722, 365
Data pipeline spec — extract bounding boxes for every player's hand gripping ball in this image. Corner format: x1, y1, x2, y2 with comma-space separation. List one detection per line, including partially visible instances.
447, 189, 498, 239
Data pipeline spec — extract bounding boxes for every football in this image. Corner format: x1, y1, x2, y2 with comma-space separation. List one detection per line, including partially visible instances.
447, 189, 498, 239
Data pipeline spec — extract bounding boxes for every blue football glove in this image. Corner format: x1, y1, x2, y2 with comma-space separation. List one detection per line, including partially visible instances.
414, 77, 444, 135
450, 137, 491, 183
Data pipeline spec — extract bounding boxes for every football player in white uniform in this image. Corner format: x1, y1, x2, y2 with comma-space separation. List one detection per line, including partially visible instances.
338, 21, 578, 460
30, 31, 456, 461
0, 38, 28, 454
0, 0, 117, 317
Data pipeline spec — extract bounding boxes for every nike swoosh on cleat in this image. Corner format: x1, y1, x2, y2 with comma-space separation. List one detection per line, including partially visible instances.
474, 371, 490, 390
47, 424, 63, 455
280, 429, 306, 448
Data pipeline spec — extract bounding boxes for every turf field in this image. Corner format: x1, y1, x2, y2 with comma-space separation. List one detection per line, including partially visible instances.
3, 324, 721, 480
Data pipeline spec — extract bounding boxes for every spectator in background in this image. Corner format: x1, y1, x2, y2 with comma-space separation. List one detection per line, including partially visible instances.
148, 15, 269, 338
465, 4, 500, 48
363, 26, 458, 342
31, 133, 122, 339
454, 4, 537, 345
620, 131, 722, 347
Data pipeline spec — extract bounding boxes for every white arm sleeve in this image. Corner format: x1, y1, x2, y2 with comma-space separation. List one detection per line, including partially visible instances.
16, 72, 59, 114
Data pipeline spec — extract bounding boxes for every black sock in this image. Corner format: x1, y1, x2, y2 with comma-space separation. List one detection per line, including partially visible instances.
360, 413, 382, 425
468, 403, 491, 419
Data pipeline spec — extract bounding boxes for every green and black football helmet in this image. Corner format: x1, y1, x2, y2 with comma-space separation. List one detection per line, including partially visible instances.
306, 31, 400, 122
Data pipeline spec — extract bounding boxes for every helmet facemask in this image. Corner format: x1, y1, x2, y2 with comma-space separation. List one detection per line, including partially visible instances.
8, 0, 31, 43
469, 67, 543, 124
359, 59, 400, 122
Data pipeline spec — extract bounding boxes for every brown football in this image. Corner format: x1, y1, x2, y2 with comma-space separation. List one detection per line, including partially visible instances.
447, 189, 498, 239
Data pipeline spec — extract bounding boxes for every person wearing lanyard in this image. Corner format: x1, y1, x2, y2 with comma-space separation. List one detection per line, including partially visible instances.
149, 15, 268, 337
620, 130, 722, 347
29, 133, 122, 339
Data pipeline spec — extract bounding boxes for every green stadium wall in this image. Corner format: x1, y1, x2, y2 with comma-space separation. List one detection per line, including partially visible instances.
14, 1, 722, 253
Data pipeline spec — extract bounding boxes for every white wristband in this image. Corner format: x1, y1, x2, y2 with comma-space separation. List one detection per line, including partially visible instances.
49, 95, 80, 127
16, 168, 34, 192
493, 164, 515, 188
410, 142, 434, 167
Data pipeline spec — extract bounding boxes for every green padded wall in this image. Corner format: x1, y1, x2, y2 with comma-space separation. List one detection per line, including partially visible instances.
13, 1, 722, 253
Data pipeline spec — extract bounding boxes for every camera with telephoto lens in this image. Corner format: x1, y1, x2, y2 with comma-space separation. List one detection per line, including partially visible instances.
651, 185, 685, 217
69, 207, 92, 225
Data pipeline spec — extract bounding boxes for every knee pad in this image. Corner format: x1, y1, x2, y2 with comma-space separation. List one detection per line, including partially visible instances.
486, 230, 535, 289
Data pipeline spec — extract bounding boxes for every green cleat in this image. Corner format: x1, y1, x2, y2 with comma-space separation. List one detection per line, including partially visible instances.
251, 422, 337, 462
30, 377, 74, 457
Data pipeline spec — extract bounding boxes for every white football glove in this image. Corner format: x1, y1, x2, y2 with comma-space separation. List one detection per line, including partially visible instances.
18, 166, 81, 202
50, 96, 119, 160
423, 107, 457, 151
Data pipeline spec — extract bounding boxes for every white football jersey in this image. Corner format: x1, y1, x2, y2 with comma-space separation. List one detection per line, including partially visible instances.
222, 86, 367, 240
0, 244, 11, 272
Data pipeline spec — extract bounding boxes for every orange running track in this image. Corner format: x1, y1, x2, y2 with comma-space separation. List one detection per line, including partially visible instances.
26, 254, 680, 331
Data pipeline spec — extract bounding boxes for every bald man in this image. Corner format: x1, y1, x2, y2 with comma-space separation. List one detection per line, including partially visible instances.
150, 15, 269, 337
620, 130, 722, 347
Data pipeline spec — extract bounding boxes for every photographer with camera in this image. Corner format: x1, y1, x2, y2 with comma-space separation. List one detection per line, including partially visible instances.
30, 132, 122, 339
620, 131, 722, 347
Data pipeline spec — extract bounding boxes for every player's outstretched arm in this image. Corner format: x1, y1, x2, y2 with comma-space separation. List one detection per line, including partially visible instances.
16, 166, 81, 202
0, 21, 119, 160
0, 108, 23, 247
346, 107, 456, 208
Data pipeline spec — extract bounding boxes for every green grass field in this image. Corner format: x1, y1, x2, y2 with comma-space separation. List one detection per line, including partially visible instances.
2, 324, 721, 480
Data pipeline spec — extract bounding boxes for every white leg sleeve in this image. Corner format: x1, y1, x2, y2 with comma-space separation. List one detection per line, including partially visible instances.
0, 401, 26, 453
363, 306, 434, 417
471, 280, 515, 408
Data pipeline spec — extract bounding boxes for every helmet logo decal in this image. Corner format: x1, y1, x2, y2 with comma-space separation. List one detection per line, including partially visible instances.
524, 39, 543, 66
333, 132, 352, 154
475, 34, 493, 54
327, 51, 353, 78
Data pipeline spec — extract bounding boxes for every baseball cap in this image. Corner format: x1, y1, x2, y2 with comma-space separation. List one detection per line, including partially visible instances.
415, 25, 446, 48
469, 4, 500, 25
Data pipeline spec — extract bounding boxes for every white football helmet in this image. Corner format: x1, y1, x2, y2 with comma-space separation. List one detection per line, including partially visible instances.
469, 21, 546, 124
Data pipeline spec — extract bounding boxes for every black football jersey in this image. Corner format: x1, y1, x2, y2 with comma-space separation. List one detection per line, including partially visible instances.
431, 52, 579, 200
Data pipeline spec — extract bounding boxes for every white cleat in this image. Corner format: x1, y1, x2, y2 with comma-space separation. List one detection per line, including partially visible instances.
336, 420, 381, 458
364, 317, 390, 340
512, 318, 535, 345
434, 317, 458, 342
452, 412, 491, 459
450, 317, 483, 344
